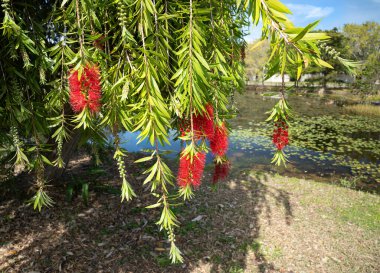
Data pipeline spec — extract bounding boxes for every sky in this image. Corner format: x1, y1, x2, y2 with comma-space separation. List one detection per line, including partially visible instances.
246, 0, 380, 42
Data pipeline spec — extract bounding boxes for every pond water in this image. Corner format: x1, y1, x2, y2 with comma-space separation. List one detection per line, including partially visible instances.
119, 91, 380, 188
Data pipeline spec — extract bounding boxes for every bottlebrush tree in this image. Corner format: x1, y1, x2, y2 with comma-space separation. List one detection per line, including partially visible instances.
0, 0, 354, 263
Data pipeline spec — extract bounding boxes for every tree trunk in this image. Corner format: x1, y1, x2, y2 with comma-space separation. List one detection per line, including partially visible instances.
322, 71, 328, 89
45, 104, 82, 183
45, 130, 81, 182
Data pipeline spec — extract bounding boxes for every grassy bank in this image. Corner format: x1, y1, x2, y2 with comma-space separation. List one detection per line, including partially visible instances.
345, 104, 380, 117
187, 171, 380, 273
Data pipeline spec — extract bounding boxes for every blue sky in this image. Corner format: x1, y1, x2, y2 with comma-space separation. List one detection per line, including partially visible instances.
246, 0, 380, 41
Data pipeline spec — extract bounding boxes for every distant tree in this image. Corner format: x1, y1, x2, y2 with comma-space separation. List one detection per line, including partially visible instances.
304, 28, 350, 88
245, 28, 357, 88
245, 39, 270, 82
343, 22, 380, 94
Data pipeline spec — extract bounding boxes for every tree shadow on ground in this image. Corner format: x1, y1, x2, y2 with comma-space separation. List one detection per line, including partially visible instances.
179, 170, 293, 273
0, 154, 293, 273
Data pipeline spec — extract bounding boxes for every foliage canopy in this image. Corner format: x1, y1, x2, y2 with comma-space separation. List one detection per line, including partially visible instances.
344, 22, 380, 94
0, 0, 345, 262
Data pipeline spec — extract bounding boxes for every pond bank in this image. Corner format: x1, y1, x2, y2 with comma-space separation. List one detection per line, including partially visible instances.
247, 84, 380, 103
345, 104, 380, 117
232, 92, 380, 189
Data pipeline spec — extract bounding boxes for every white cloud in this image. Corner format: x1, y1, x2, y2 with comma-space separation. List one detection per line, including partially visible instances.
246, 4, 335, 41
287, 3, 334, 19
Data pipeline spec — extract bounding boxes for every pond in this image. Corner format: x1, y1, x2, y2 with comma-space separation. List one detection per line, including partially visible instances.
119, 91, 380, 189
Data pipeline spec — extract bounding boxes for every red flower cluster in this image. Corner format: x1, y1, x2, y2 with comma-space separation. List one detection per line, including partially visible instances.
179, 103, 215, 140
68, 65, 102, 113
212, 160, 230, 184
193, 103, 214, 140
177, 152, 206, 188
210, 122, 229, 156
179, 119, 190, 137
272, 121, 289, 150
177, 104, 231, 189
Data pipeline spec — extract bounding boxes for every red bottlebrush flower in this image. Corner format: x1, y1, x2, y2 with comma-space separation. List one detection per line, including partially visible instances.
203, 103, 215, 139
87, 89, 101, 113
68, 70, 87, 113
68, 64, 102, 113
84, 65, 102, 113
179, 104, 214, 140
84, 65, 101, 90
212, 160, 230, 184
68, 70, 81, 93
210, 122, 229, 156
192, 103, 215, 140
179, 119, 190, 137
192, 114, 203, 139
69, 89, 87, 113
272, 121, 289, 150
177, 152, 206, 188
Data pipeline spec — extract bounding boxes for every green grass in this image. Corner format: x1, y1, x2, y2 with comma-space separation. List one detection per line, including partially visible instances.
217, 235, 237, 244
87, 167, 107, 176
339, 201, 380, 231
130, 206, 148, 214
211, 254, 222, 264
286, 176, 379, 231
345, 104, 380, 117
263, 245, 283, 260
124, 220, 140, 230
0, 241, 10, 247
178, 221, 201, 236
251, 240, 282, 260
239, 239, 283, 263
100, 227, 112, 236
365, 94, 380, 102
251, 240, 262, 251
339, 177, 358, 189
229, 265, 245, 273
156, 255, 172, 267
93, 184, 121, 195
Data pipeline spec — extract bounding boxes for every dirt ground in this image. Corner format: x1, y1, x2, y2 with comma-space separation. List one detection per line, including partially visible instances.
0, 153, 379, 273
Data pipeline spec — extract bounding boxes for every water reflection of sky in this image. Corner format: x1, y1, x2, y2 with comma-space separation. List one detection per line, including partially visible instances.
118, 130, 216, 162
119, 130, 179, 155
229, 134, 351, 175
117, 128, 350, 178
116, 93, 379, 180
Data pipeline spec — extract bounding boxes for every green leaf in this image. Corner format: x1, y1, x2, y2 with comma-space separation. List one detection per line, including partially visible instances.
296, 53, 302, 80
135, 156, 153, 163
146, 202, 162, 209
266, 0, 292, 14
254, 0, 261, 25
193, 51, 210, 70
41, 155, 53, 166
66, 186, 74, 202
82, 183, 89, 206
315, 58, 334, 69
121, 179, 136, 202
301, 32, 330, 41
291, 20, 320, 43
